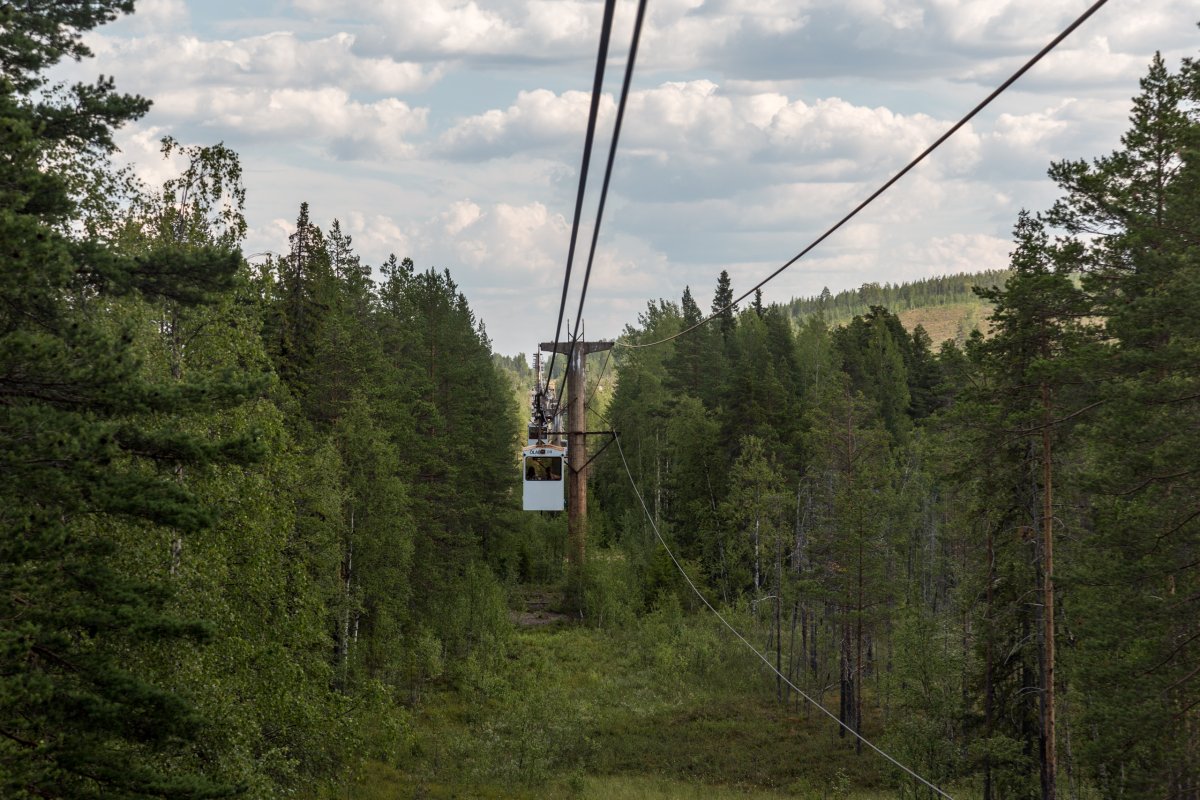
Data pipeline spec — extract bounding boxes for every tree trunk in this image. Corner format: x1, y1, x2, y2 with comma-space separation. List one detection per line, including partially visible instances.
1042, 383, 1057, 800
787, 600, 799, 696
840, 616, 851, 738
856, 535, 864, 755
984, 524, 995, 800
776, 559, 783, 703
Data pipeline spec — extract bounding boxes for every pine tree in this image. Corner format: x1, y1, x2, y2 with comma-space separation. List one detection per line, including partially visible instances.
805, 373, 896, 751
723, 436, 787, 604
723, 436, 790, 697
1049, 52, 1200, 796
332, 393, 415, 688
377, 266, 516, 609
970, 211, 1097, 800
662, 396, 724, 570
310, 217, 389, 425
0, 4, 256, 796
593, 299, 680, 523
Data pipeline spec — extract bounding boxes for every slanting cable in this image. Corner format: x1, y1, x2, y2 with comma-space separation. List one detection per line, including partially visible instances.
585, 346, 614, 411
544, 0, 619, 387
565, 0, 650, 375
612, 431, 955, 800
621, 0, 1112, 350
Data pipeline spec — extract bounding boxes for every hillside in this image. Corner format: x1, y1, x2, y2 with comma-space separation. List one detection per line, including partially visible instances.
895, 301, 990, 345
789, 270, 1007, 344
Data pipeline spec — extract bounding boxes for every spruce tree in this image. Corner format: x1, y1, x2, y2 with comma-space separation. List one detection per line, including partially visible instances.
907, 324, 943, 419
267, 202, 335, 412
720, 311, 790, 457
665, 286, 710, 401
712, 269, 738, 342
833, 307, 913, 444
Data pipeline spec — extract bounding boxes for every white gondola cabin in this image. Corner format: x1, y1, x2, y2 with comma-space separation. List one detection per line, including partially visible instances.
522, 443, 565, 511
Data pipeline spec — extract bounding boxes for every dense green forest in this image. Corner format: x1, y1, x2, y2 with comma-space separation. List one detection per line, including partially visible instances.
4, 4, 1200, 800
592, 49, 1200, 800
0, 5, 557, 797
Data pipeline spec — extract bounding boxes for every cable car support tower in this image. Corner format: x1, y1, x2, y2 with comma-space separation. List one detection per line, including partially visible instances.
540, 338, 613, 575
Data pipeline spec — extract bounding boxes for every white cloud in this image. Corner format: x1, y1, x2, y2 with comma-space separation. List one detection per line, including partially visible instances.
277, 0, 1195, 91
129, 0, 189, 31
438, 89, 615, 158
292, 0, 523, 55
246, 218, 298, 256
342, 212, 414, 259
87, 31, 441, 94
440, 80, 990, 180
77, 0, 1199, 355
990, 106, 1070, 149
963, 35, 1152, 89
524, 0, 595, 44
762, 96, 982, 176
150, 87, 428, 157
441, 200, 484, 235
625, 80, 748, 158
112, 125, 188, 188
442, 201, 569, 278
895, 231, 1013, 275
288, 0, 779, 67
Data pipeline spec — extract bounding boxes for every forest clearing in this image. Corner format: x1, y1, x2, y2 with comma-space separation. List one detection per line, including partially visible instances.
4, 2, 1200, 800
346, 612, 897, 799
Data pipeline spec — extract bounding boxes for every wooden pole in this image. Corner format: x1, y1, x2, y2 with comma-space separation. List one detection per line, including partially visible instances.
568, 344, 588, 571
540, 339, 614, 581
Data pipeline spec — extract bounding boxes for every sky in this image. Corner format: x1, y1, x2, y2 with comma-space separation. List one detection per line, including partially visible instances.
60, 0, 1200, 356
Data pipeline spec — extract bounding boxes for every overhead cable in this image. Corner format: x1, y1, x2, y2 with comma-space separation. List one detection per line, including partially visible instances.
621, 0, 1112, 350
584, 346, 615, 411
612, 431, 955, 799
544, 0, 620, 388
564, 0, 650, 376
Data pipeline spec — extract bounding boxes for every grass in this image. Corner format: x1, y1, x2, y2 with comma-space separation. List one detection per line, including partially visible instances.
333, 609, 955, 799
576, 774, 894, 799
342, 765, 900, 799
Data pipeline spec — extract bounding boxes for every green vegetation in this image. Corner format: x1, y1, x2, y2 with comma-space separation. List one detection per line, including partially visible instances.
591, 49, 1200, 800
0, 6, 536, 797
788, 271, 1009, 329
784, 274, 1004, 348
4, 5, 1200, 800
347, 613, 904, 799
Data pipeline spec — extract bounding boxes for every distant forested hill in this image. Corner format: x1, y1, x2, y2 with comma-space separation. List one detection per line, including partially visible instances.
788, 269, 1010, 343
493, 351, 537, 409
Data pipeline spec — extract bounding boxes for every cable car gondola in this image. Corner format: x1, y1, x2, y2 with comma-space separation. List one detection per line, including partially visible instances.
522, 442, 565, 511
522, 350, 566, 512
